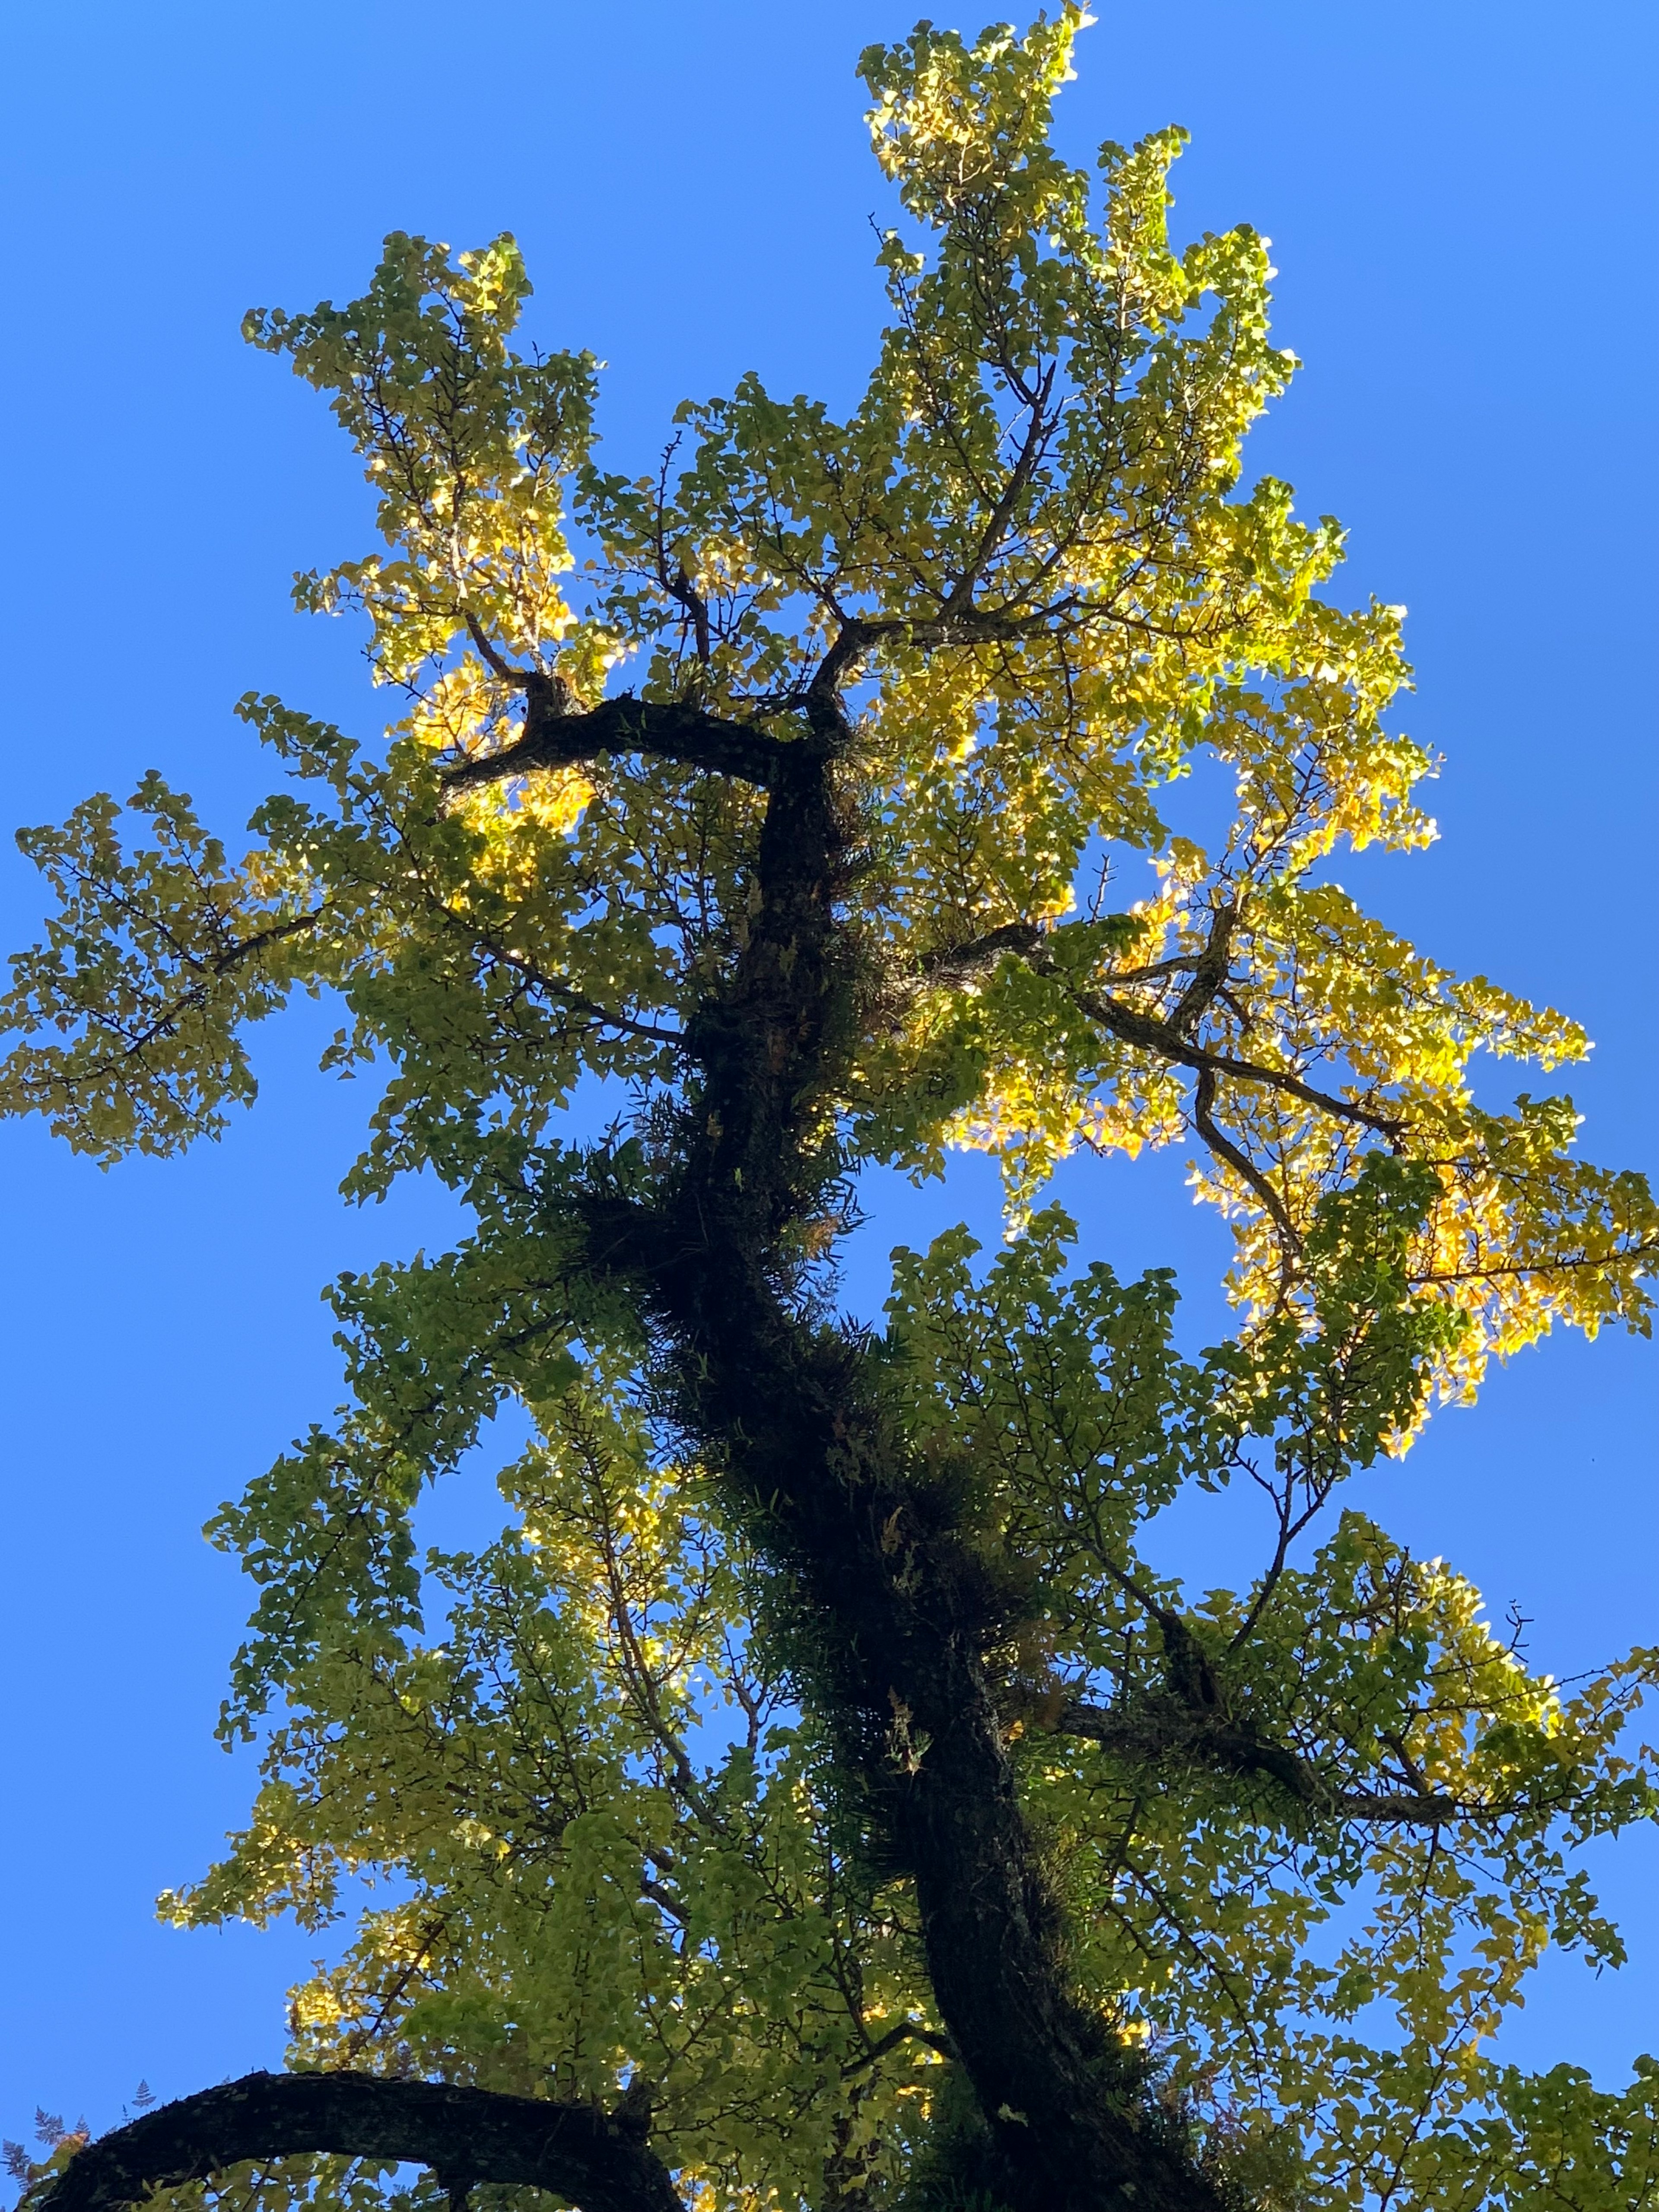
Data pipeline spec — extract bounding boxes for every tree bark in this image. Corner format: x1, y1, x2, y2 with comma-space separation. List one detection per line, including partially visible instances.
579, 726, 1227, 2212
37, 2074, 683, 2212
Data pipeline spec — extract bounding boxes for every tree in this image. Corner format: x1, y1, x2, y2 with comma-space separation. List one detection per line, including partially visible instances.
3, 10, 1656, 2209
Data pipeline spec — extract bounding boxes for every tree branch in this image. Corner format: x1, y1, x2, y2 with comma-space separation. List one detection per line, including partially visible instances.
1192, 1064, 1303, 1256
1056, 1701, 1483, 1827
1074, 984, 1403, 1141
439, 681, 801, 795
938, 364, 1057, 619
842, 2018, 956, 2078
916, 921, 1046, 986
905, 925, 1404, 1147
37, 2072, 684, 2212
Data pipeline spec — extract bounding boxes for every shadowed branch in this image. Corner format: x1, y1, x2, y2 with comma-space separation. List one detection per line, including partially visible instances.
36, 2073, 684, 2212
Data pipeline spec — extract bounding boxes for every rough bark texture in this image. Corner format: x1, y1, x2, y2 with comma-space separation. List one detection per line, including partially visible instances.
578, 718, 1229, 2212
439, 680, 793, 797
38, 2073, 683, 2212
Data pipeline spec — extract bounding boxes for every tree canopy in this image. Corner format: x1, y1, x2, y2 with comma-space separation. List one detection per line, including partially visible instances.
4, 12, 1657, 2211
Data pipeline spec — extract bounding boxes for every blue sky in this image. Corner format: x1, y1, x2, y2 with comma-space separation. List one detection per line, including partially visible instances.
0, 0, 1654, 2149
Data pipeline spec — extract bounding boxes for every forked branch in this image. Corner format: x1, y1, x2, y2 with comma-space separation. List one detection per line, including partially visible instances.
1056, 1701, 1484, 1827
440, 677, 800, 794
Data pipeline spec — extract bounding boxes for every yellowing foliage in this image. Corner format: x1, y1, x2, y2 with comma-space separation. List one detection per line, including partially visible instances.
3, 12, 1655, 2212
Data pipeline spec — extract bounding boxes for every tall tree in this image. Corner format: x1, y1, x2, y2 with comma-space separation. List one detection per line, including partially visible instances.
4, 13, 1656, 2211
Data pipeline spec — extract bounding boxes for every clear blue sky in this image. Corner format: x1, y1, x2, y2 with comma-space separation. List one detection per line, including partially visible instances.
1, 0, 1654, 2151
